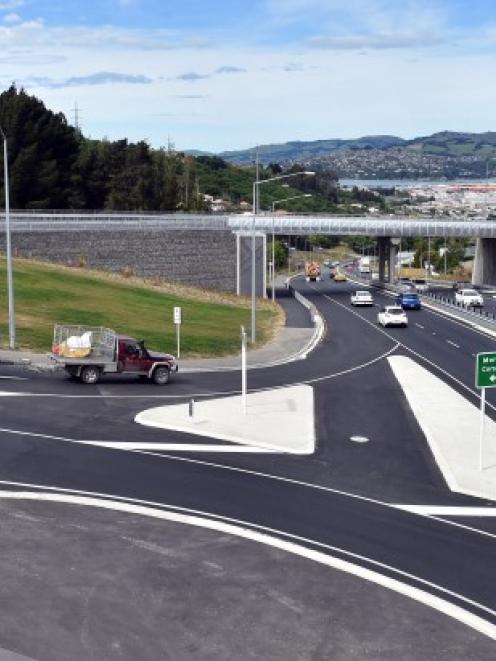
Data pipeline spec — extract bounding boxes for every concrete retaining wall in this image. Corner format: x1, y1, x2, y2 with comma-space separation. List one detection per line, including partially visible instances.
0, 228, 237, 292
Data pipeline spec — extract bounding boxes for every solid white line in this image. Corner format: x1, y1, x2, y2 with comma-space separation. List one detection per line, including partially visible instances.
315, 287, 496, 415
446, 340, 461, 349
1, 489, 495, 640
0, 376, 28, 380
80, 442, 275, 453
397, 506, 496, 517
0, 342, 399, 399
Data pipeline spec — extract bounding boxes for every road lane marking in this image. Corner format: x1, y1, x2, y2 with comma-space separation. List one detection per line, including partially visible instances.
80, 442, 276, 453
446, 340, 461, 349
0, 376, 28, 380
0, 343, 400, 399
314, 287, 496, 415
415, 323, 425, 329
397, 506, 496, 516
0, 489, 495, 641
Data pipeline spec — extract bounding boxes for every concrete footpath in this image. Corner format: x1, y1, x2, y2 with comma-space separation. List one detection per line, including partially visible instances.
0, 282, 322, 374
389, 355, 496, 502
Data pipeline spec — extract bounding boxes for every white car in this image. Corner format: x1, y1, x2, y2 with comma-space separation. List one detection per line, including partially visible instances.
455, 289, 484, 307
411, 278, 429, 293
351, 290, 374, 306
377, 305, 408, 328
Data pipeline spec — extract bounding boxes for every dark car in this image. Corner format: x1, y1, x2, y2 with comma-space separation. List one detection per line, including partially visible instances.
396, 292, 421, 310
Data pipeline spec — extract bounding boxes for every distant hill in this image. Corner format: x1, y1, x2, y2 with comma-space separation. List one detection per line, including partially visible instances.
198, 131, 496, 179
216, 135, 406, 165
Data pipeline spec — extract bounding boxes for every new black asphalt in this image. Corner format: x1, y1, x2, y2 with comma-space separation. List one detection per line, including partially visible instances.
0, 278, 495, 659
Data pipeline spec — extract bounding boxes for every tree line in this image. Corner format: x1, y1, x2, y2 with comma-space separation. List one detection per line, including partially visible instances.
0, 85, 382, 213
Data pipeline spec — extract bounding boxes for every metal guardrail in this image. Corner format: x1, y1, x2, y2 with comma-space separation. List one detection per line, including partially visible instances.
2, 211, 496, 237
422, 290, 496, 326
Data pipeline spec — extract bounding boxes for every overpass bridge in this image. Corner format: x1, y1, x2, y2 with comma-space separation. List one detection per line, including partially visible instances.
2, 212, 496, 292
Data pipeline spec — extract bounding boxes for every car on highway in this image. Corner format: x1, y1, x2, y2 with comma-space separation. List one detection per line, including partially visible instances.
397, 277, 416, 292
351, 290, 374, 306
455, 288, 484, 307
452, 280, 472, 292
334, 272, 347, 282
411, 278, 429, 293
377, 305, 408, 328
396, 292, 421, 310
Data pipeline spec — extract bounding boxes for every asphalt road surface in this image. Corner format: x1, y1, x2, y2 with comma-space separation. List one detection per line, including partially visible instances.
0, 277, 495, 660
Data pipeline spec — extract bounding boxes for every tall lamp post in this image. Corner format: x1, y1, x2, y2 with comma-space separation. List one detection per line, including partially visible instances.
0, 126, 15, 349
251, 171, 315, 343
270, 194, 312, 301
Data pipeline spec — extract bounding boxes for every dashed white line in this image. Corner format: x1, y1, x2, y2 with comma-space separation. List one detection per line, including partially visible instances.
446, 340, 461, 349
415, 323, 425, 329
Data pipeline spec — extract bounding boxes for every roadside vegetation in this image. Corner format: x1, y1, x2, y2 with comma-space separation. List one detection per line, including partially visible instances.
0, 259, 282, 355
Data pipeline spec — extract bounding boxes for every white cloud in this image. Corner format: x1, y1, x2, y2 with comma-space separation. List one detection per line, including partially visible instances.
0, 0, 23, 9
176, 71, 210, 81
309, 32, 445, 50
25, 71, 153, 88
216, 65, 245, 74
3, 12, 21, 23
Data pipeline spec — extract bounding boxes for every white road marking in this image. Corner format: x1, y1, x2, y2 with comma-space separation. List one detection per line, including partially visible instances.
314, 287, 496, 417
81, 442, 275, 453
0, 343, 400, 399
432, 332, 437, 336
446, 340, 461, 349
0, 376, 28, 380
397, 506, 496, 517
415, 323, 425, 329
0, 489, 495, 641
349, 436, 369, 443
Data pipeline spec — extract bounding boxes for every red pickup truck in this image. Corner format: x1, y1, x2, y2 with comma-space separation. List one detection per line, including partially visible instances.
52, 326, 178, 385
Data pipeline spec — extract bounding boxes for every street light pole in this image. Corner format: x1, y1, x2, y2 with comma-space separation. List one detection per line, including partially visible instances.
250, 171, 315, 343
0, 126, 15, 349
271, 194, 312, 302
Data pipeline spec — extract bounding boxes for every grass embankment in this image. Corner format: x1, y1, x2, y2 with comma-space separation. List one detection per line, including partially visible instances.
0, 259, 282, 356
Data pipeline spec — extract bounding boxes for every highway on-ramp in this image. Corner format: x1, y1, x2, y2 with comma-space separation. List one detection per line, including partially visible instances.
0, 277, 495, 659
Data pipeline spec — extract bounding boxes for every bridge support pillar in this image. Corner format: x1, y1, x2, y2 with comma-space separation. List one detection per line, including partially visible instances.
473, 238, 496, 287
389, 240, 399, 283
236, 232, 267, 297
377, 237, 389, 284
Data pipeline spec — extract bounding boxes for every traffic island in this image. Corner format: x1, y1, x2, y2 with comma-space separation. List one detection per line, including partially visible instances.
135, 385, 315, 455
388, 355, 496, 501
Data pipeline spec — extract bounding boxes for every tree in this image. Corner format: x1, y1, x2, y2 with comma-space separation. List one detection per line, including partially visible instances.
0, 85, 80, 208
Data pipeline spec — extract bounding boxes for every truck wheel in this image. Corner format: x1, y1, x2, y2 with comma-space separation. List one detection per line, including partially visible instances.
80, 366, 100, 385
152, 366, 170, 385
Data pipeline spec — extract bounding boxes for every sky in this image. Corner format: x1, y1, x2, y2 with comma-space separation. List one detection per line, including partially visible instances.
0, 0, 495, 152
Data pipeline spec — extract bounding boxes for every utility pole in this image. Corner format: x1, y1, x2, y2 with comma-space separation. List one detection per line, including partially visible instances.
72, 101, 81, 131
0, 126, 15, 349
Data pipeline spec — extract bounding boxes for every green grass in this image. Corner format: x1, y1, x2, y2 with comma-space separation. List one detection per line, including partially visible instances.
0, 259, 279, 356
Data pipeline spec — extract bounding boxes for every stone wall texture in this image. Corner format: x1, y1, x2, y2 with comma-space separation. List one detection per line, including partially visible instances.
0, 228, 238, 292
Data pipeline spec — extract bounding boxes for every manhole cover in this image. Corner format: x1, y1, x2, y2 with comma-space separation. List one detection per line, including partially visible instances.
350, 435, 370, 443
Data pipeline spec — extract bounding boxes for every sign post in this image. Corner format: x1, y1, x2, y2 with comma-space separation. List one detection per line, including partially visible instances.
174, 306, 182, 359
241, 325, 247, 415
475, 352, 496, 470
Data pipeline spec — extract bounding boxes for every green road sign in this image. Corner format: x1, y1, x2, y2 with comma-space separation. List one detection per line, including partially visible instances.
476, 352, 496, 388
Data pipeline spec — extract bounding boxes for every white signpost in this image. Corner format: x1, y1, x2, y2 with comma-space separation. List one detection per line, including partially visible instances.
174, 306, 182, 358
241, 325, 247, 415
475, 352, 496, 470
